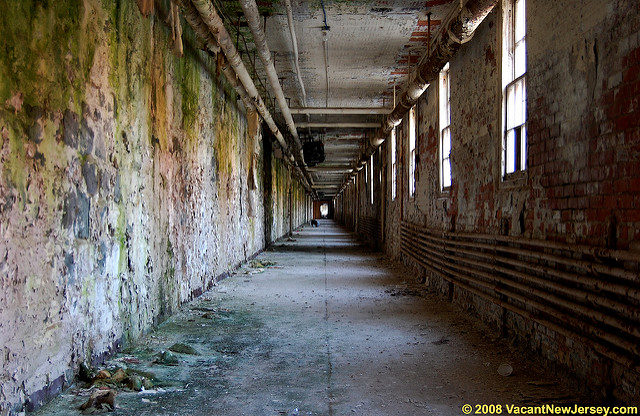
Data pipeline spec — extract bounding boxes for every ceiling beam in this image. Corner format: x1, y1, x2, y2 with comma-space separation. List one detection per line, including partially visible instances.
290, 107, 392, 115
313, 172, 347, 177
307, 167, 353, 172
295, 122, 380, 129
324, 143, 361, 148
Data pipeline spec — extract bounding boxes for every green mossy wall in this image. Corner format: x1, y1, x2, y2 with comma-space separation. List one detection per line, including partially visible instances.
0, 1, 309, 413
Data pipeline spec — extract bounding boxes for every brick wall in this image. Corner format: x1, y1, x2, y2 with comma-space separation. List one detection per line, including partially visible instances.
338, 0, 640, 402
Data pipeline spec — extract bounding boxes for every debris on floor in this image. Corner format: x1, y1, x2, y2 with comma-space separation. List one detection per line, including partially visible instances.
385, 286, 425, 297
169, 342, 199, 355
250, 259, 276, 268
78, 388, 115, 413
78, 362, 156, 393
154, 350, 180, 366
431, 336, 450, 345
32, 224, 588, 415
527, 380, 559, 387
498, 363, 514, 377
241, 259, 279, 275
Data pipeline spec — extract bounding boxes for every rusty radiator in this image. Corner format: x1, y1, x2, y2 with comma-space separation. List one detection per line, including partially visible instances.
400, 220, 640, 371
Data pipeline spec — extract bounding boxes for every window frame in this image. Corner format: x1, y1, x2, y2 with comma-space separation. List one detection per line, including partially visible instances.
390, 127, 397, 201
408, 106, 417, 198
370, 153, 374, 205
439, 62, 452, 191
502, 0, 527, 179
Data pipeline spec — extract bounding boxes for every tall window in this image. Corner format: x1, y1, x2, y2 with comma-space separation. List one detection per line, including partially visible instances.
364, 160, 368, 196
408, 106, 417, 197
370, 154, 374, 204
390, 127, 397, 200
378, 147, 382, 187
503, 0, 527, 176
439, 62, 451, 190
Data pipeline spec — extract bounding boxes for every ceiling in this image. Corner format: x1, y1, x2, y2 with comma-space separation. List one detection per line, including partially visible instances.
219, 0, 455, 197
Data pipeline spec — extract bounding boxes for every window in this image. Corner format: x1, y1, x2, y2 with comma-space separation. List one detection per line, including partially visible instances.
439, 62, 451, 190
370, 154, 374, 204
503, 0, 527, 176
390, 127, 397, 200
408, 106, 417, 197
320, 203, 329, 217
378, 147, 382, 187
364, 160, 368, 196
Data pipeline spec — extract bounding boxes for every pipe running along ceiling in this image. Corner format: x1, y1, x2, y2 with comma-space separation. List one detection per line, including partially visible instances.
179, 0, 497, 199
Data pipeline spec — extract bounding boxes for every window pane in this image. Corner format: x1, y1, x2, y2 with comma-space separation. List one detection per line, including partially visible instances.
370, 154, 374, 184
506, 77, 526, 129
442, 158, 451, 188
390, 128, 396, 162
520, 77, 527, 123
445, 72, 451, 124
515, 40, 526, 78
370, 154, 374, 203
442, 127, 451, 157
515, 0, 526, 42
392, 164, 397, 200
507, 82, 516, 129
520, 124, 527, 170
440, 64, 451, 129
409, 150, 415, 196
409, 107, 416, 149
506, 129, 516, 174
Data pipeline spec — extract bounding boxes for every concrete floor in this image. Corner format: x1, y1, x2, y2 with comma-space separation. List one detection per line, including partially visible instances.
36, 220, 584, 415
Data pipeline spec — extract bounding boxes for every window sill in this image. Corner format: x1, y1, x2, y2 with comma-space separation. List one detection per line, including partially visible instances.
500, 170, 528, 190
438, 187, 452, 198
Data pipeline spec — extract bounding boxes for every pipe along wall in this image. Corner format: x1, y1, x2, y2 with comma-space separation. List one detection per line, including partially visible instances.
0, 0, 311, 413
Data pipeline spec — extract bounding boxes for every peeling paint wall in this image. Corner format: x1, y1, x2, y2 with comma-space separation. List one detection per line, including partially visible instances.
336, 0, 640, 402
268, 155, 311, 242
0, 0, 308, 413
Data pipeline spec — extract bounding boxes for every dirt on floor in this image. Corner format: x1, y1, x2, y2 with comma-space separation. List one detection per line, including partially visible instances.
34, 220, 588, 416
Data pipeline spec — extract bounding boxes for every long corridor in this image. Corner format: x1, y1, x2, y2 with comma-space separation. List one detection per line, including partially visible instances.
36, 221, 583, 415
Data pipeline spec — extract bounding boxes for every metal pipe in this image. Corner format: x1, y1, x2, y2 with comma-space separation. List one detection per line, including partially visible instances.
403, 222, 640, 287
186, 0, 295, 163
398, 222, 640, 370
178, 0, 251, 108
296, 122, 380, 129
415, 229, 639, 300
322, 29, 330, 107
342, 0, 499, 195
382, 0, 498, 134
399, 236, 640, 361
284, 0, 307, 108
290, 107, 392, 115
400, 227, 640, 332
238, 0, 304, 159
454, 230, 640, 263
371, 0, 499, 148
400, 241, 637, 370
283, 0, 312, 134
